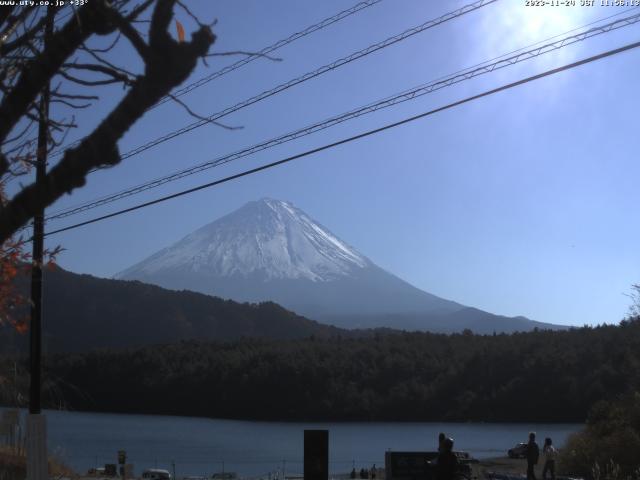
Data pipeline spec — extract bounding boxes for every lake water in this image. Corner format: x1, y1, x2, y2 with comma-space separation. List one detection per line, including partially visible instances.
3, 409, 582, 478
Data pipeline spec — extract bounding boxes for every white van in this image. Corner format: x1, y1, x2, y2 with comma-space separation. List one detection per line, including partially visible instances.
142, 469, 172, 480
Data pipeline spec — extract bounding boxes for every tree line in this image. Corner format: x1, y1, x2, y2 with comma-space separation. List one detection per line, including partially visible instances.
2, 318, 638, 422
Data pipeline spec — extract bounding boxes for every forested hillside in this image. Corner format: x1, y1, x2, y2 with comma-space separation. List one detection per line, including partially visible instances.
11, 319, 637, 422
1, 267, 345, 353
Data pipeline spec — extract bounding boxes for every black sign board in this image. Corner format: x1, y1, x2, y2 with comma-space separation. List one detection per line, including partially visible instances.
304, 429, 328, 480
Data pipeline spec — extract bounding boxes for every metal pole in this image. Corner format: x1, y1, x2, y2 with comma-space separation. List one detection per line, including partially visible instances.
13, 360, 18, 406
27, 7, 53, 480
29, 31, 50, 417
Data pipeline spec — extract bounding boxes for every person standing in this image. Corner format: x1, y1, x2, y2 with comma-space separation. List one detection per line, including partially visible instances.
438, 432, 446, 453
542, 438, 556, 480
436, 437, 458, 480
526, 432, 540, 480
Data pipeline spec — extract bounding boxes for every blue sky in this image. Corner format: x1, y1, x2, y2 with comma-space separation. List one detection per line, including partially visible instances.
12, 0, 640, 327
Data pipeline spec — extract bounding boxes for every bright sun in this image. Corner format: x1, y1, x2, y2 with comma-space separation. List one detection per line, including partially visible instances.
477, 2, 597, 62
519, 6, 581, 42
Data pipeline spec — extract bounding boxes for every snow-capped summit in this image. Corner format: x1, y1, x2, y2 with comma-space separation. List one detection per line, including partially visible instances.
117, 198, 369, 282
117, 197, 465, 323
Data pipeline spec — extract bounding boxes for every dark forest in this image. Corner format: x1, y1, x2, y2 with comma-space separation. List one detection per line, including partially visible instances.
3, 319, 636, 422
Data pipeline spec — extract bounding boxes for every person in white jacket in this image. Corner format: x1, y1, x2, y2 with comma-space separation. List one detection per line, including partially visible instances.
542, 437, 557, 480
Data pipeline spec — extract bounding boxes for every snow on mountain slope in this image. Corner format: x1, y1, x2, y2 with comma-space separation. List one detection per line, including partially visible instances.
117, 198, 369, 282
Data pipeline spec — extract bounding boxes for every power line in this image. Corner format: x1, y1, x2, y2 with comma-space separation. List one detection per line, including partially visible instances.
49, 0, 497, 166
116, 0, 496, 161
153, 0, 384, 108
41, 39, 640, 239
41, 9, 640, 222
48, 0, 384, 158
42, 10, 640, 223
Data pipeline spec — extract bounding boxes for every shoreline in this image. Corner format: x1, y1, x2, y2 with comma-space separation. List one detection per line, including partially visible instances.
0, 405, 587, 425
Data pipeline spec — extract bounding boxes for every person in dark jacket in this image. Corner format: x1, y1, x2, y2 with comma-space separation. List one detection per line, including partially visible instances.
436, 437, 458, 480
438, 432, 446, 453
526, 432, 540, 480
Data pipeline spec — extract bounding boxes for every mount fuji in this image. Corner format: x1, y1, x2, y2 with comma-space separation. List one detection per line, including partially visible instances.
116, 198, 557, 333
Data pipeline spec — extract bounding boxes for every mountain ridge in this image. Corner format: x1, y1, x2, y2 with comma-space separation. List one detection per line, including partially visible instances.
1, 266, 347, 353
117, 198, 562, 333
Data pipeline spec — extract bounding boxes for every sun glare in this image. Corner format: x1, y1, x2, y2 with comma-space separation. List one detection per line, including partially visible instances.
507, 2, 593, 45
475, 2, 599, 74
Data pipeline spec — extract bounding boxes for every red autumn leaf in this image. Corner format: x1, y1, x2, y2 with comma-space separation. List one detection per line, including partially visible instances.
176, 20, 185, 43
4, 264, 16, 277
15, 319, 29, 335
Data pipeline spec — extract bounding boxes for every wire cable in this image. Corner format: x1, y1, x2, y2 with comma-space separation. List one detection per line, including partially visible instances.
49, 0, 497, 165
154, 0, 384, 108
42, 10, 640, 223
48, 0, 384, 158
40, 38, 640, 239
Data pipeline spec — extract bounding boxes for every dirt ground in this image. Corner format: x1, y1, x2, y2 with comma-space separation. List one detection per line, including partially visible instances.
472, 457, 570, 480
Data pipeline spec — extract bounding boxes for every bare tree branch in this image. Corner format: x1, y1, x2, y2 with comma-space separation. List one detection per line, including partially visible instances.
84, 32, 122, 53
0, 2, 119, 144
0, 15, 47, 56
0, 0, 216, 242
48, 117, 77, 131
3, 136, 36, 157
0, 152, 8, 178
167, 93, 241, 131
150, 0, 176, 47
51, 98, 92, 109
110, 12, 150, 60
0, 7, 16, 28
50, 90, 99, 101
62, 62, 135, 85
1, 8, 31, 48
2, 118, 36, 146
79, 42, 137, 78
58, 69, 127, 87
125, 0, 156, 21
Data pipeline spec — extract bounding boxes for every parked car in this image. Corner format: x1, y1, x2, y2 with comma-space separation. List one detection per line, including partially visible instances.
142, 469, 172, 480
211, 473, 237, 480
87, 467, 106, 476
508, 443, 528, 459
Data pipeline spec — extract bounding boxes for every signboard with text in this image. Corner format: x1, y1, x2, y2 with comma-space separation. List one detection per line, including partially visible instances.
384, 452, 438, 480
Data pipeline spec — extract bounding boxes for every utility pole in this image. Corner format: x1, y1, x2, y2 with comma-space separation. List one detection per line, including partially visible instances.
27, 7, 53, 480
